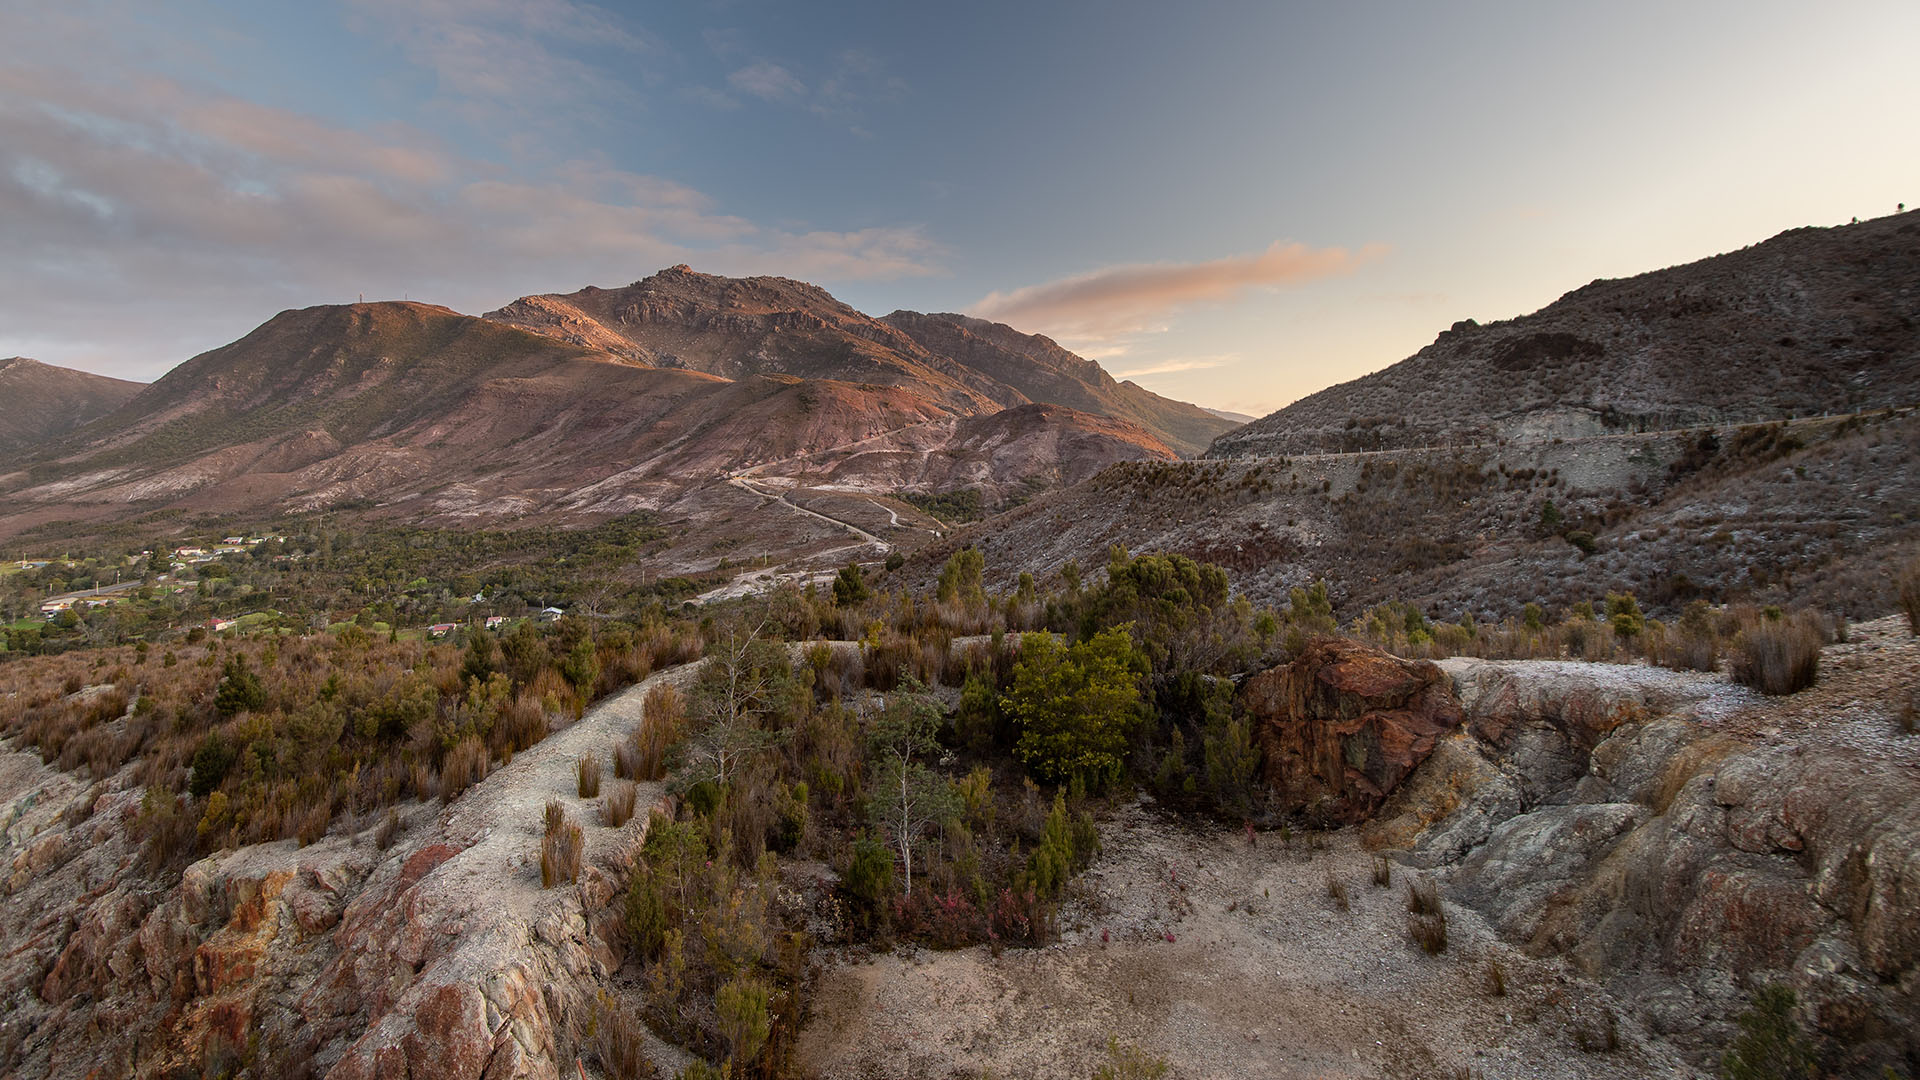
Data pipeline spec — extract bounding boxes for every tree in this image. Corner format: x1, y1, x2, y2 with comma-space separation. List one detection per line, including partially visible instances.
213, 655, 266, 718
866, 685, 959, 893
832, 561, 870, 607
1001, 628, 1149, 786
680, 619, 793, 789
936, 548, 986, 607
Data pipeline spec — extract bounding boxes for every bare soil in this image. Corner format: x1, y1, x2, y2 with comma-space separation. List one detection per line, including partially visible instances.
799, 803, 1700, 1080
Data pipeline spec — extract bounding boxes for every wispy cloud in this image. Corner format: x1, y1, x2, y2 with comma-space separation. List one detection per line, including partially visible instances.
346, 0, 660, 119
1110, 354, 1240, 379
973, 241, 1383, 346
0, 63, 941, 378
728, 61, 806, 102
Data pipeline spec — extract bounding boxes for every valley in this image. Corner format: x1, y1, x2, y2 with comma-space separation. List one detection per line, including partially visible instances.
1, 209, 1918, 1080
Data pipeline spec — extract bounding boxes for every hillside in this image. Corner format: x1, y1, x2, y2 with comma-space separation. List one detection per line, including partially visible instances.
878, 310, 1236, 455
1212, 211, 1920, 457
0, 358, 144, 460
0, 301, 1180, 578
919, 409, 1920, 622
486, 267, 1237, 456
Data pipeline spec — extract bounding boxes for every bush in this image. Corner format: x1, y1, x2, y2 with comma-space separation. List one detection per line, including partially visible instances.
188, 731, 235, 798
1730, 616, 1821, 696
578, 752, 602, 798
715, 976, 772, 1069
625, 868, 667, 962
1001, 628, 1148, 787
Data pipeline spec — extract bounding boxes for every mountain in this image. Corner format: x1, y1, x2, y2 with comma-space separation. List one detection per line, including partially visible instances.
1204, 408, 1257, 424
876, 310, 1235, 456
486, 266, 1237, 456
0, 299, 1183, 574
925, 213, 1920, 622
0, 357, 144, 458
1211, 211, 1920, 458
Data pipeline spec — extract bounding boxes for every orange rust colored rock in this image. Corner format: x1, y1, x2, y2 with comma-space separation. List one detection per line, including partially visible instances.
1240, 638, 1463, 824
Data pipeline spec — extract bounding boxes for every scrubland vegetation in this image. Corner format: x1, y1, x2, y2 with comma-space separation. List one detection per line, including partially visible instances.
2, 614, 701, 867
0, 513, 1886, 1079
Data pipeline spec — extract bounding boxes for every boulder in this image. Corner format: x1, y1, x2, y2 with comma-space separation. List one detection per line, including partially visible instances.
1240, 638, 1463, 823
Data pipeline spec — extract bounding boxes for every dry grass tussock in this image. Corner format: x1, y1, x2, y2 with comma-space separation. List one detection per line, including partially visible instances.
604, 780, 638, 827
542, 804, 584, 888
1405, 876, 1447, 954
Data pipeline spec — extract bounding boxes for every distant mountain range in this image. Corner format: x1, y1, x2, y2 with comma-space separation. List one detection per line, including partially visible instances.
0, 271, 1237, 558
1211, 210, 1920, 457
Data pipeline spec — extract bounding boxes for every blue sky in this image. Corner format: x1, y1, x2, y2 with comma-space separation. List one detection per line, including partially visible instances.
3, 0, 1916, 416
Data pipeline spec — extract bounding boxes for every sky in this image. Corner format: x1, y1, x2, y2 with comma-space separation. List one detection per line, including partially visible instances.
2, 1, 1916, 417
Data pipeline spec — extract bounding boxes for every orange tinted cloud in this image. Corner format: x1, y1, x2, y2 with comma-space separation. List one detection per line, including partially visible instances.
972, 240, 1383, 342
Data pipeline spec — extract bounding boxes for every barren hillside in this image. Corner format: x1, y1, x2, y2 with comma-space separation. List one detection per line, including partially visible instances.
1212, 211, 1920, 458
0, 358, 144, 460
915, 409, 1920, 621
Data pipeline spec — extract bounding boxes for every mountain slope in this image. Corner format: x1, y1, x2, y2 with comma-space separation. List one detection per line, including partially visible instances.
1212, 211, 1920, 457
0, 301, 1179, 558
486, 267, 1237, 456
877, 310, 1237, 455
0, 358, 144, 458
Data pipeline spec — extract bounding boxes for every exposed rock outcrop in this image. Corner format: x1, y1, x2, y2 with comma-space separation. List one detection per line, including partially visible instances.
1239, 638, 1463, 824
0, 658, 705, 1080
1364, 619, 1920, 1072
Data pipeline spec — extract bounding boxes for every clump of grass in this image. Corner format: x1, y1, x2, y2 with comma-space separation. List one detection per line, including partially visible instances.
613, 739, 642, 781
1371, 855, 1393, 888
604, 780, 638, 827
1899, 559, 1920, 636
1326, 873, 1350, 911
634, 683, 684, 781
578, 752, 602, 798
1405, 877, 1447, 954
1092, 1034, 1169, 1080
592, 992, 655, 1079
440, 735, 489, 803
1730, 614, 1822, 695
541, 808, 584, 888
375, 807, 401, 851
1484, 957, 1508, 997
1572, 1006, 1620, 1053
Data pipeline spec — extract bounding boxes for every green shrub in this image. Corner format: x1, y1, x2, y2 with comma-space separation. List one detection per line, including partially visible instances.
624, 868, 667, 962
188, 731, 235, 797
715, 976, 772, 1070
1001, 628, 1148, 787
212, 656, 265, 718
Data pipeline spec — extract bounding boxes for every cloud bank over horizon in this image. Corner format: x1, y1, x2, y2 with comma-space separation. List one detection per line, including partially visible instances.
970, 241, 1384, 356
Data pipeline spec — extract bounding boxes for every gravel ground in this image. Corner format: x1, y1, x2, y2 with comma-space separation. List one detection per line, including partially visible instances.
798, 802, 1703, 1080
